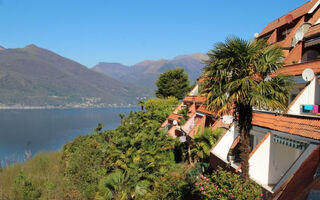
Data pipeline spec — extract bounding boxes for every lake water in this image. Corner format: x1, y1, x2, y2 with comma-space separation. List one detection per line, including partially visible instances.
0, 108, 137, 164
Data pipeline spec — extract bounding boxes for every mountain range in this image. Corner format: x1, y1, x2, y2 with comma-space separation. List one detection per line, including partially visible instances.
92, 53, 208, 90
0, 45, 207, 108
0, 45, 152, 108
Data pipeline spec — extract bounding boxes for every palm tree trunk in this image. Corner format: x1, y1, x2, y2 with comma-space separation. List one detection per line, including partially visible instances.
237, 103, 252, 179
188, 144, 193, 165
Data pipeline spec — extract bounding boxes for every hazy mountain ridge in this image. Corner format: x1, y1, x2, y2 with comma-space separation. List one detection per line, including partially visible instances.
92, 53, 208, 89
0, 45, 153, 108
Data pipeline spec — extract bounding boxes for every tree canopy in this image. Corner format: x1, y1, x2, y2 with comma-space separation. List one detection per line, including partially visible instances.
155, 68, 191, 100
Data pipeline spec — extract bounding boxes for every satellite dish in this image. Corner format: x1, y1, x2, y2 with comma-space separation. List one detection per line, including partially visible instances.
264, 75, 272, 82
222, 115, 233, 124
173, 120, 178, 126
302, 68, 315, 82
179, 136, 186, 143
291, 23, 311, 47
254, 33, 259, 38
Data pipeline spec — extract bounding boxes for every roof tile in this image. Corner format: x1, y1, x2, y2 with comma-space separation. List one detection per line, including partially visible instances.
252, 112, 320, 140
183, 96, 206, 103
274, 60, 320, 76
260, 0, 318, 36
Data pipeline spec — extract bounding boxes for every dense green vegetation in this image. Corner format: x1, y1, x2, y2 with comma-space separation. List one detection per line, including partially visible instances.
155, 68, 191, 100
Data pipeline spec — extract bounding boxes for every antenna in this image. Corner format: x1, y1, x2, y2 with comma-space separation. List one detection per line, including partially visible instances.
302, 68, 315, 82
222, 115, 233, 124
173, 120, 178, 126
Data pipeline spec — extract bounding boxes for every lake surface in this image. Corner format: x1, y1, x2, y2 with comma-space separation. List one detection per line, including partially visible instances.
0, 108, 137, 164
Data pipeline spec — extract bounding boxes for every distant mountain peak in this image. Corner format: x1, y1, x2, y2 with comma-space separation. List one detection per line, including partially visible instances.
134, 59, 156, 66
92, 52, 207, 90
173, 52, 208, 61
98, 62, 129, 67
0, 45, 5, 50
24, 44, 39, 49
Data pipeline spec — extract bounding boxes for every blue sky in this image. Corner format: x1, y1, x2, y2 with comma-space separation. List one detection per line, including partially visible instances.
0, 0, 310, 67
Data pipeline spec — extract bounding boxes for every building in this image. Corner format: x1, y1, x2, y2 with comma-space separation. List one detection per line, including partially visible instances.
162, 1, 320, 199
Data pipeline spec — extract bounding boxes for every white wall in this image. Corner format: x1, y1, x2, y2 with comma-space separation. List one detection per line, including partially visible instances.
211, 124, 237, 161
249, 134, 271, 185
287, 77, 320, 115
189, 84, 199, 96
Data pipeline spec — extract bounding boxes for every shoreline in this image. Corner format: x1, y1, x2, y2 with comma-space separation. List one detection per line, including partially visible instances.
0, 105, 139, 110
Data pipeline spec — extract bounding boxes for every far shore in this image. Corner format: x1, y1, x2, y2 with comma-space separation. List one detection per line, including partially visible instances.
0, 105, 138, 110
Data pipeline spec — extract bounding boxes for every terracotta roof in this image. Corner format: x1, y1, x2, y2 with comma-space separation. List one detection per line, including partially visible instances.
271, 145, 320, 200
197, 104, 217, 116
188, 103, 197, 117
305, 23, 320, 38
183, 96, 206, 103
168, 113, 183, 122
296, 177, 320, 200
260, 0, 318, 36
161, 119, 169, 128
211, 118, 232, 130
230, 135, 240, 150
198, 77, 208, 83
173, 102, 184, 114
274, 60, 320, 76
252, 112, 320, 140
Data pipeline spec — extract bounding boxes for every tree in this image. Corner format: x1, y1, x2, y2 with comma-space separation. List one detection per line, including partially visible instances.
191, 128, 223, 163
155, 68, 191, 100
201, 37, 292, 178
137, 100, 145, 111
94, 123, 104, 134
119, 113, 125, 122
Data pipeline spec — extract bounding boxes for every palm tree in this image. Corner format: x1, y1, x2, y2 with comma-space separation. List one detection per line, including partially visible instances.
201, 37, 292, 178
191, 127, 223, 164
137, 100, 145, 111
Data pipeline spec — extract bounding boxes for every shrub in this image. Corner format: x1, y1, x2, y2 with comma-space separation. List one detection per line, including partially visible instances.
11, 171, 41, 200
195, 167, 263, 200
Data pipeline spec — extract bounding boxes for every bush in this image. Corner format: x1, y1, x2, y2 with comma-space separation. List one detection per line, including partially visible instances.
11, 171, 41, 200
195, 167, 263, 200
